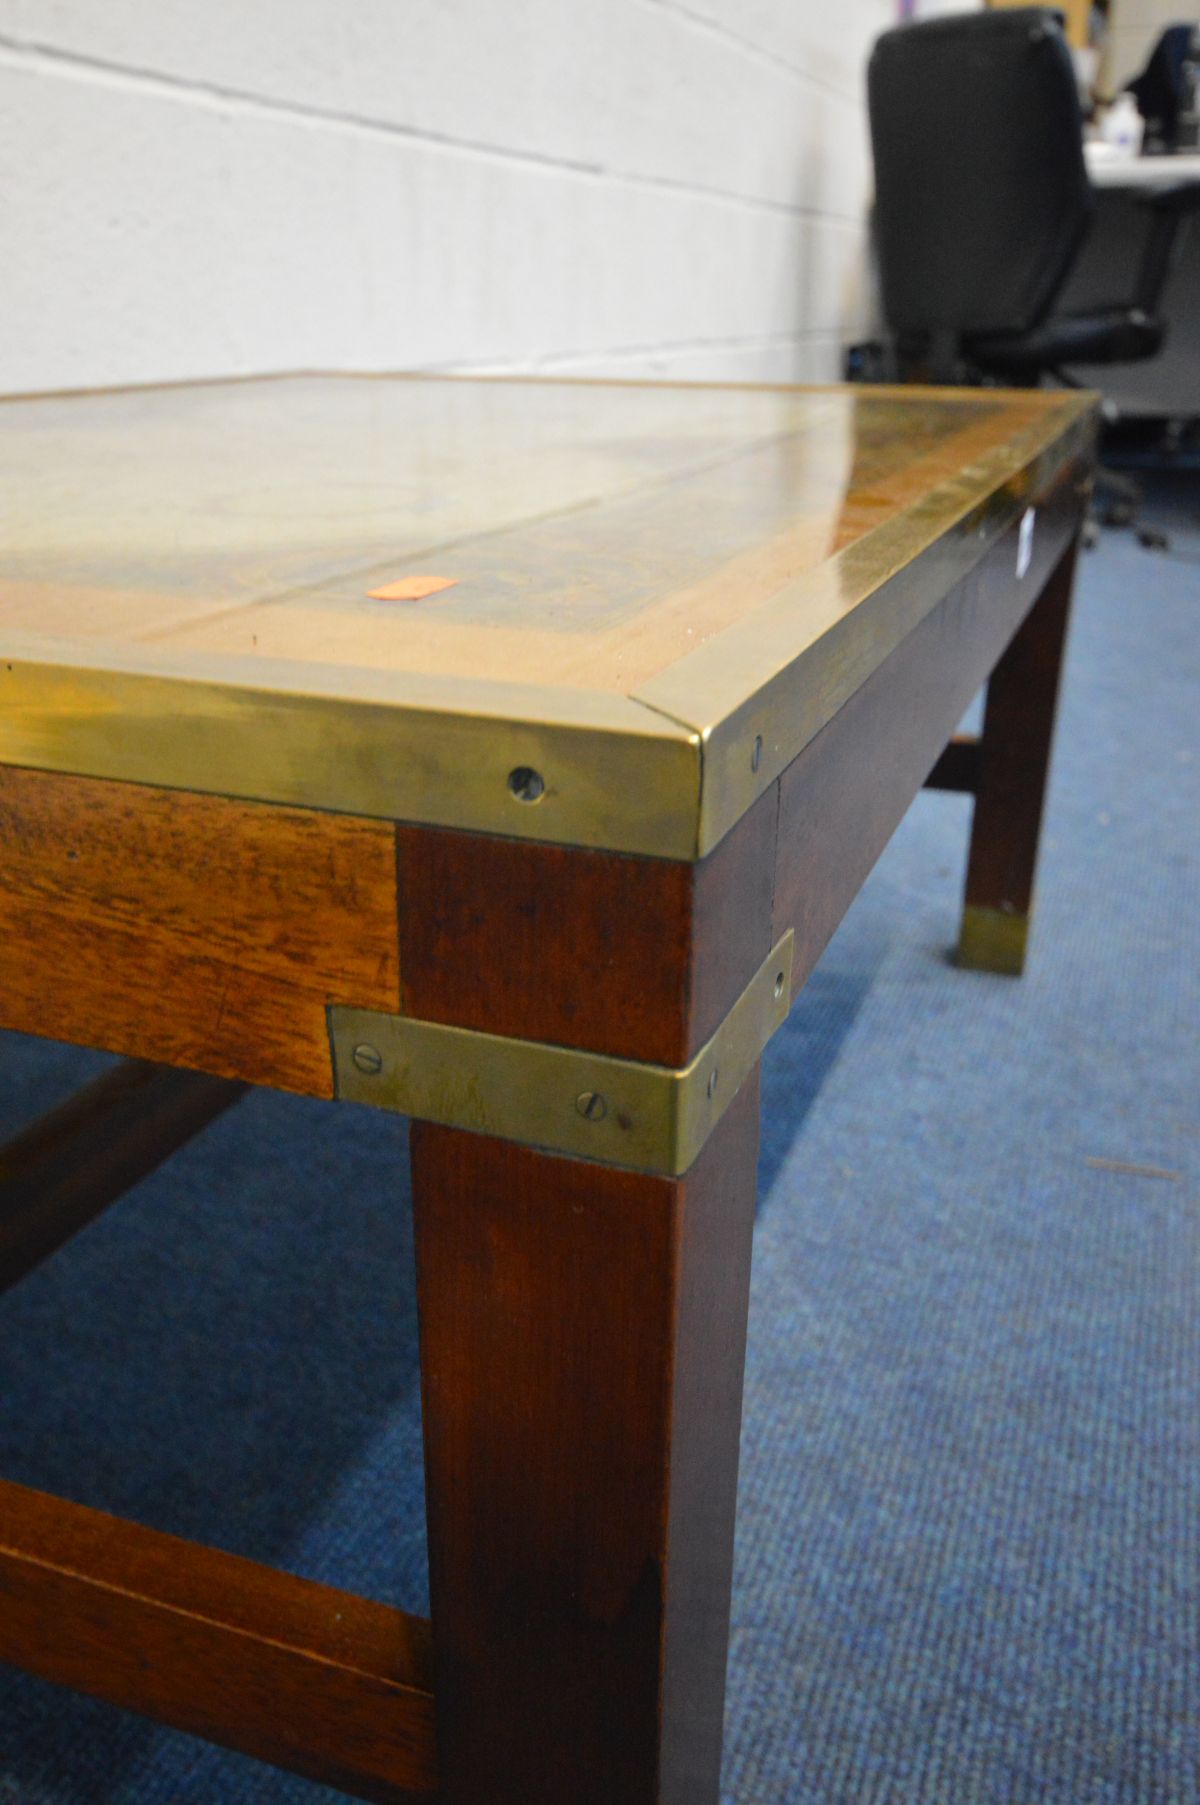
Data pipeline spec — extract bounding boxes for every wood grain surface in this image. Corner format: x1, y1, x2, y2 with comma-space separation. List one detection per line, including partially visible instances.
0, 1478, 438, 1801
0, 375, 1089, 696
396, 783, 776, 1067
412, 1076, 762, 1805
772, 472, 1085, 993
963, 537, 1078, 922
0, 1057, 245, 1294
0, 765, 399, 1093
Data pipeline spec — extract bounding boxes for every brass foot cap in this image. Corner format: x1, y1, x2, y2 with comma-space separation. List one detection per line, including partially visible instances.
957, 905, 1029, 977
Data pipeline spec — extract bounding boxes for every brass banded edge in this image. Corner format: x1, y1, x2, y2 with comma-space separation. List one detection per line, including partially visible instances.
0, 651, 703, 859
330, 931, 795, 1176
641, 412, 1096, 857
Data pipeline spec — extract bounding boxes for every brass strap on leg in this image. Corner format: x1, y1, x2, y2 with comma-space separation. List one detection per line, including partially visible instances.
330, 931, 794, 1176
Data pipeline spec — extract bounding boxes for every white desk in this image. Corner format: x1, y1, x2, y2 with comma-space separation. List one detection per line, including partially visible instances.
1084, 143, 1200, 188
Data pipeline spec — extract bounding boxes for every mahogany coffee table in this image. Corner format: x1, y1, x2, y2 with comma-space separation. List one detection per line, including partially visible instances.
0, 374, 1094, 1802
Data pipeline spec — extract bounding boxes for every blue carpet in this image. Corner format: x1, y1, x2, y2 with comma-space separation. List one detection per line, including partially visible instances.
1, 488, 1197, 1803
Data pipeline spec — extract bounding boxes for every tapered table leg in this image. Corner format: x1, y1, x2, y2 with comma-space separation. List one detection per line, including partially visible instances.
411, 1075, 761, 1805
958, 533, 1080, 975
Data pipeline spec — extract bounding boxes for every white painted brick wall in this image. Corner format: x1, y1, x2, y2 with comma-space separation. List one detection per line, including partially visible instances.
0, 0, 894, 393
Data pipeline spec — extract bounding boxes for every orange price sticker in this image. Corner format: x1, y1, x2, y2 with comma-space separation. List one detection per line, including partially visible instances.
365, 575, 458, 602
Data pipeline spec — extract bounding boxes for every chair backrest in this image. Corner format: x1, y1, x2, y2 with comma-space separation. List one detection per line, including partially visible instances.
868, 8, 1093, 341
1128, 24, 1194, 148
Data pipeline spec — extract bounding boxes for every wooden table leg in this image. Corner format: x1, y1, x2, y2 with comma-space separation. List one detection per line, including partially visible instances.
0, 1058, 246, 1295
957, 532, 1080, 975
411, 1075, 761, 1805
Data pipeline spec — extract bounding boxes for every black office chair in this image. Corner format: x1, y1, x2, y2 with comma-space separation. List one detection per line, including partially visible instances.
867, 8, 1200, 531
1128, 24, 1196, 152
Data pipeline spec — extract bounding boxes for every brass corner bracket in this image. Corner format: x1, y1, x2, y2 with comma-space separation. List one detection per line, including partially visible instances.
330, 931, 794, 1177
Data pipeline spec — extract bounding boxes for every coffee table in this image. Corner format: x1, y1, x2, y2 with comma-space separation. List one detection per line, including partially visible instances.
0, 374, 1095, 1803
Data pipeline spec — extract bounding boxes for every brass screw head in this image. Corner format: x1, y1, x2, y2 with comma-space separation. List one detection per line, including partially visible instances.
352, 1043, 383, 1076
508, 766, 546, 803
575, 1090, 608, 1122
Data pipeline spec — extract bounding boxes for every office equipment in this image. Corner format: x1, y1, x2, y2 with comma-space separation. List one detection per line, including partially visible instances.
1101, 90, 1145, 154
0, 372, 1093, 1804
